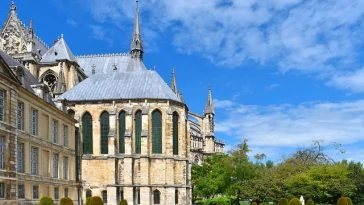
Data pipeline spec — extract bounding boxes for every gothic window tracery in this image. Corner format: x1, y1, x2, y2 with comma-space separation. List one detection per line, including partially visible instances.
42, 72, 57, 91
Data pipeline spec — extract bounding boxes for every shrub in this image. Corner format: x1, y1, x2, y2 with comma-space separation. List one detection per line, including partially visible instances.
60, 197, 74, 205
119, 199, 128, 205
86, 197, 91, 205
337, 197, 349, 205
39, 196, 54, 205
306, 199, 314, 205
278, 198, 289, 205
260, 203, 266, 205
346, 197, 353, 205
89, 196, 103, 205
252, 202, 258, 205
288, 198, 302, 205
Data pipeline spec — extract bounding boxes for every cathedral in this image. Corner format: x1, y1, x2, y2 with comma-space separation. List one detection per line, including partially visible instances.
0, 1, 224, 205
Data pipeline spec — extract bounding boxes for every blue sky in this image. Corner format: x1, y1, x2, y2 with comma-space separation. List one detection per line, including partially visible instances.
2, 0, 364, 163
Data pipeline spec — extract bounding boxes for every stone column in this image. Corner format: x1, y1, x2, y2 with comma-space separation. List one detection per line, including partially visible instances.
124, 187, 134, 205
109, 106, 116, 155
140, 187, 150, 205
125, 108, 132, 154
107, 187, 117, 205
141, 106, 149, 154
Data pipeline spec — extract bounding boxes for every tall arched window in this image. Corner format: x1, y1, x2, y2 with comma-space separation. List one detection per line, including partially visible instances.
172, 112, 179, 155
153, 189, 161, 204
100, 111, 109, 154
119, 111, 126, 154
152, 110, 162, 154
135, 110, 142, 154
82, 112, 93, 154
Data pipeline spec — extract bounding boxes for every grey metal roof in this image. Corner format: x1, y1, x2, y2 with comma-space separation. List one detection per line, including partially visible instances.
41, 36, 76, 63
59, 70, 182, 102
76, 53, 146, 76
0, 50, 38, 93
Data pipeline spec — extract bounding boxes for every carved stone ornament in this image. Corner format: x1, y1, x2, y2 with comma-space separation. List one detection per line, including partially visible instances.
1, 20, 25, 54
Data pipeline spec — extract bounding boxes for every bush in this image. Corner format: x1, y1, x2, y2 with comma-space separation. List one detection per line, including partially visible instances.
346, 197, 353, 205
288, 198, 302, 205
86, 197, 91, 205
194, 196, 237, 205
278, 198, 289, 205
306, 199, 314, 205
337, 197, 348, 205
252, 202, 258, 205
89, 196, 103, 205
60, 197, 74, 205
39, 196, 54, 205
119, 199, 128, 205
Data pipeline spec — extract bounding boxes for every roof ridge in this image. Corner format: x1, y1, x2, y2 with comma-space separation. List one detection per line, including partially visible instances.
76, 53, 130, 58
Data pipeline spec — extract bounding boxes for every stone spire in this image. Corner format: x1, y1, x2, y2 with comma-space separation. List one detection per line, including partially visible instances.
130, 0, 144, 60
28, 19, 34, 37
170, 68, 178, 94
204, 88, 214, 115
54, 65, 66, 95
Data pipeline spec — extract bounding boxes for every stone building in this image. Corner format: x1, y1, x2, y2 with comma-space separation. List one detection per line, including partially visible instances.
0, 50, 79, 205
189, 89, 225, 165
0, 1, 224, 205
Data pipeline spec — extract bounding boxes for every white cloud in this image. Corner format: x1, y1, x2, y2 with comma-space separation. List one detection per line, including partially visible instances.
215, 99, 364, 161
80, 0, 364, 92
329, 68, 364, 93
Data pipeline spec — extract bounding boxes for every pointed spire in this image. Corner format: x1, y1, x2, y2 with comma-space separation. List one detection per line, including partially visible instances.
170, 67, 178, 94
28, 19, 34, 37
204, 88, 214, 115
54, 65, 66, 95
130, 0, 144, 60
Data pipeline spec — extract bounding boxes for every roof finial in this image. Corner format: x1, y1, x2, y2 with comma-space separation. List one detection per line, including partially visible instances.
130, 0, 144, 60
204, 87, 214, 115
10, 1, 16, 12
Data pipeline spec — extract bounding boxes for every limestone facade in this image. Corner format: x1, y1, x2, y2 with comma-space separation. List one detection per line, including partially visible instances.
0, 52, 79, 204
67, 100, 191, 205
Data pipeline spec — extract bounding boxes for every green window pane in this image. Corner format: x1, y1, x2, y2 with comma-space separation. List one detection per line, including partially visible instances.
152, 110, 162, 154
82, 113, 93, 154
119, 111, 126, 153
100, 111, 109, 154
173, 112, 179, 155
135, 110, 142, 154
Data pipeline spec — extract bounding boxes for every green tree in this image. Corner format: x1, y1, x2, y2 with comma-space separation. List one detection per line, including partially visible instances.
192, 154, 233, 199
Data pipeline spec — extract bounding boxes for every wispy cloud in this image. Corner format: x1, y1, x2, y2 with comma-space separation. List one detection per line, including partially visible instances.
89, 25, 114, 45
215, 98, 364, 161
81, 0, 364, 93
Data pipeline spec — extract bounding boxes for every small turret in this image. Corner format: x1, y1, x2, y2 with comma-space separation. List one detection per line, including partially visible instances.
53, 65, 66, 96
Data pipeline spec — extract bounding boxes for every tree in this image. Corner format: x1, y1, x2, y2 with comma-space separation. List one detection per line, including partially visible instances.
192, 154, 233, 199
